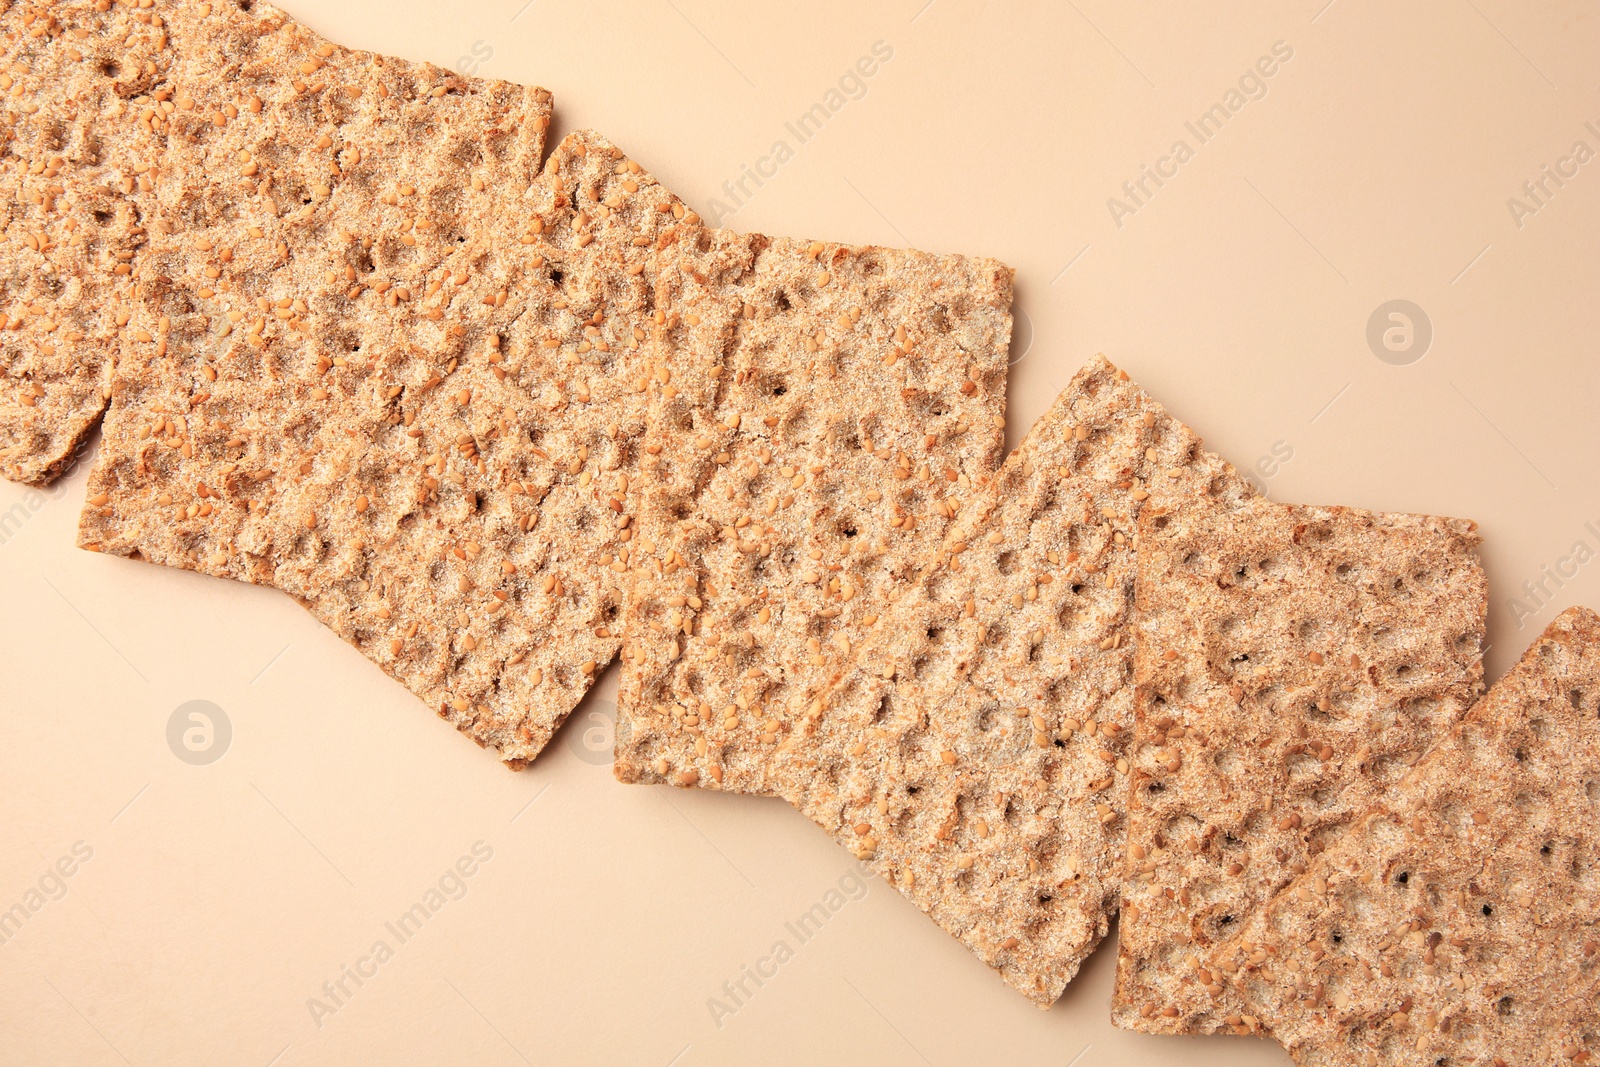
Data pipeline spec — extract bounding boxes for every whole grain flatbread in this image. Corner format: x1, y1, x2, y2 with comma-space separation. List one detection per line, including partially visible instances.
75, 2, 1022, 773
0, 0, 174, 485
1167, 606, 1600, 1067
1112, 493, 1488, 1030
617, 356, 1256, 1004
79, 125, 697, 766
614, 233, 1014, 788
75, 1, 719, 766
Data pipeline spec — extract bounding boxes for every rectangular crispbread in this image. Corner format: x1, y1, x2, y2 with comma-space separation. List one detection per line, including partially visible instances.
1112, 492, 1488, 1029
0, 0, 174, 485
75, 0, 720, 765
1163, 606, 1600, 1067
79, 127, 701, 766
74, 1, 1020, 772
617, 356, 1256, 1004
613, 233, 1015, 787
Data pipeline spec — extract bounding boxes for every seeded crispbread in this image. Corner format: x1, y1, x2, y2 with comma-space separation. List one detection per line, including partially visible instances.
613, 233, 1015, 791
75, 0, 715, 764
0, 0, 174, 485
1170, 607, 1600, 1066
618, 356, 1257, 1004
1112, 493, 1488, 1030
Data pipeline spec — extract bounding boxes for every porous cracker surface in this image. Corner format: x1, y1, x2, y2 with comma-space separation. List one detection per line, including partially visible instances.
0, 0, 174, 485
1147, 607, 1600, 1067
1113, 492, 1488, 1030
618, 355, 1257, 1003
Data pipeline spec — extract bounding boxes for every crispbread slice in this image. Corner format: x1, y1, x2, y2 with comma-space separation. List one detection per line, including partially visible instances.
80, 125, 693, 766
851, 356, 1257, 750
1169, 607, 1600, 1067
617, 356, 1256, 1004
614, 233, 1014, 787
74, 0, 716, 766
783, 359, 1257, 1005
1112, 494, 1488, 1030
0, 0, 174, 485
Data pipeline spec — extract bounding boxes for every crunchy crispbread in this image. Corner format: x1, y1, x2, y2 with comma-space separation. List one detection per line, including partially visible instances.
73, 1, 1024, 772
79, 126, 696, 766
617, 356, 1257, 1004
1166, 606, 1600, 1067
1112, 493, 1488, 1030
0, 0, 174, 485
75, 0, 720, 765
613, 234, 1015, 789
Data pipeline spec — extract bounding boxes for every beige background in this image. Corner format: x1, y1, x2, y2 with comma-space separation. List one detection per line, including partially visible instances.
3, 0, 1597, 1063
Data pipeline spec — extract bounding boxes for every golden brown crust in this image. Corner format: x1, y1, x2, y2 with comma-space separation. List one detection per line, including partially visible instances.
75, 1, 725, 766
0, 0, 175, 485
1112, 493, 1488, 1033
74, 4, 1022, 773
617, 356, 1256, 1004
614, 235, 1014, 792
1157, 607, 1600, 1066
80, 124, 702, 766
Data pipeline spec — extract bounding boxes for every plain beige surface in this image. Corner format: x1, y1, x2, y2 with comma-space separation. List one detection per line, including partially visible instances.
3, 1, 1597, 1064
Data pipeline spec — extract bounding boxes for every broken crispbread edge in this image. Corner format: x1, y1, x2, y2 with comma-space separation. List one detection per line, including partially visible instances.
1113, 492, 1488, 1033
0, 0, 175, 486
1168, 606, 1600, 1067
617, 354, 1259, 1005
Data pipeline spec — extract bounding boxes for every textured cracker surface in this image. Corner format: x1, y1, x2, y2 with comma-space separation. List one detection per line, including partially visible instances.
617, 356, 1255, 1004
1193, 607, 1600, 1066
0, 0, 173, 485
1112, 493, 1488, 1030
614, 234, 1013, 791
75, 2, 1020, 772
76, 1, 717, 766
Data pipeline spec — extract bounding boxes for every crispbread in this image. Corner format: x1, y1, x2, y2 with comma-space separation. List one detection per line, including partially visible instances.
75, 0, 716, 765
73, 2, 1023, 773
852, 357, 1257, 753
0, 0, 174, 485
80, 125, 690, 765
613, 234, 1015, 788
617, 356, 1256, 1004
1113, 493, 1488, 1030
1171, 607, 1600, 1067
